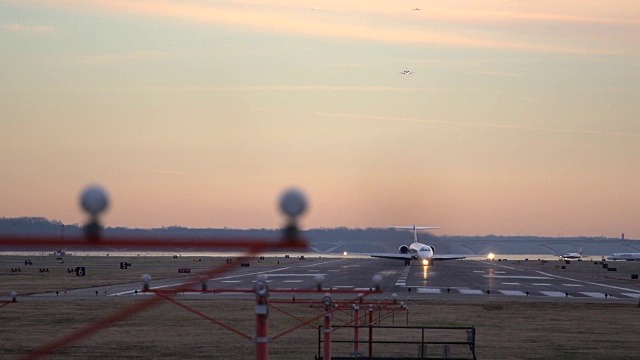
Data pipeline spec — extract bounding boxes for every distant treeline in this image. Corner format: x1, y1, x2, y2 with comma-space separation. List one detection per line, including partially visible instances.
0, 217, 629, 243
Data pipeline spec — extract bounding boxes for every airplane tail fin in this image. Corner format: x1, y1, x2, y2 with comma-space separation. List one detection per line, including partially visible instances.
387, 224, 440, 243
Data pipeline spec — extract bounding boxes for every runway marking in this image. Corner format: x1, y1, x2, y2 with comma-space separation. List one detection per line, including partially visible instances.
355, 287, 374, 291
498, 290, 527, 296
479, 261, 519, 270
483, 275, 551, 279
265, 274, 327, 277
417, 288, 441, 294
473, 271, 485, 273
536, 271, 640, 294
532, 283, 552, 286
110, 267, 297, 296
307, 270, 321, 272
562, 284, 583, 287
459, 289, 484, 295
332, 286, 354, 289
540, 291, 570, 297
494, 271, 506, 274
301, 259, 346, 268
501, 282, 520, 285
580, 292, 612, 298
621, 293, 640, 299
328, 270, 341, 272
282, 280, 303, 283
395, 282, 406, 286
221, 280, 241, 283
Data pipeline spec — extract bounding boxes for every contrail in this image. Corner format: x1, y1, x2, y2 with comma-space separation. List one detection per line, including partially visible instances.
316, 112, 640, 137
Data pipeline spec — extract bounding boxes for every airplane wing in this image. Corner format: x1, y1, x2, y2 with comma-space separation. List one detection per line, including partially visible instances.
432, 254, 467, 260
369, 253, 413, 260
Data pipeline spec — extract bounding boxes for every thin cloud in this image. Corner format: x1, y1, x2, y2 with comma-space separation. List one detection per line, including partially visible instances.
3, 23, 54, 32
75, 49, 169, 65
317, 112, 640, 138
468, 71, 526, 78
36, 0, 619, 54
157, 85, 457, 93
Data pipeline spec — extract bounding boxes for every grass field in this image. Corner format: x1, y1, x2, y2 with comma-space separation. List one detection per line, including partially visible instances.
2, 255, 640, 359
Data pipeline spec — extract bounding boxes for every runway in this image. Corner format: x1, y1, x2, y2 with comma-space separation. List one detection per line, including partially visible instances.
28, 256, 640, 302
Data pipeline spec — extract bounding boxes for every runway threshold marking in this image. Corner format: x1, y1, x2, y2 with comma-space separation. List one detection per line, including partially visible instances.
539, 291, 570, 297
417, 288, 441, 294
498, 290, 527, 296
110, 266, 297, 296
621, 293, 640, 299
459, 289, 484, 295
300, 259, 346, 268
536, 271, 640, 294
264, 274, 327, 277
580, 292, 613, 299
483, 275, 551, 279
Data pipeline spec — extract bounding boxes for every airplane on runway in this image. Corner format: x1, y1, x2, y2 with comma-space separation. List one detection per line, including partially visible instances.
607, 252, 640, 261
369, 225, 466, 266
560, 247, 583, 260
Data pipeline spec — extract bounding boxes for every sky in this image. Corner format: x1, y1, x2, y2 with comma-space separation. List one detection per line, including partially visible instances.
1, 1, 639, 238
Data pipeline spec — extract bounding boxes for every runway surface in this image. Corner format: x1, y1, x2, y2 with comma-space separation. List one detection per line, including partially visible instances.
26, 256, 640, 303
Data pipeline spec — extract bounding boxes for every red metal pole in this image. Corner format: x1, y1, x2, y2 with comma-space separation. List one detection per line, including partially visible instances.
324, 307, 331, 360
353, 305, 360, 355
255, 281, 269, 360
368, 306, 373, 357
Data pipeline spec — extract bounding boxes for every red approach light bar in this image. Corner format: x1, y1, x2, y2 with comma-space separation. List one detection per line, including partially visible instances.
0, 235, 308, 251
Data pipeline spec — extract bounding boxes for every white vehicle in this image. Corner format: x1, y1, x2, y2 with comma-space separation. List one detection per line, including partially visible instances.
369, 225, 466, 266
560, 247, 583, 260
400, 69, 414, 75
606, 253, 640, 261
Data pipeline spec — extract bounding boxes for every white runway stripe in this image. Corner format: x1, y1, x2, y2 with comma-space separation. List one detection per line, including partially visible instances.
498, 290, 527, 296
621, 293, 640, 299
580, 292, 612, 298
540, 291, 569, 297
459, 289, 484, 295
417, 288, 441, 294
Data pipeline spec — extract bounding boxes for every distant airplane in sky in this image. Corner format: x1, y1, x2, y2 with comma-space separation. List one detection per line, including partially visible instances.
400, 69, 414, 75
413, 8, 421, 11
369, 225, 466, 266
560, 247, 583, 260
607, 252, 640, 261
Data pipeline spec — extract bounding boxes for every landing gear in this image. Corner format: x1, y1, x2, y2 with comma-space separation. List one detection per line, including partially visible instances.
404, 259, 411, 266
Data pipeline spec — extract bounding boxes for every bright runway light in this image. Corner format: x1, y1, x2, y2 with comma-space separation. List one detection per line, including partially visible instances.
343, 251, 348, 256
422, 259, 429, 266
487, 253, 495, 260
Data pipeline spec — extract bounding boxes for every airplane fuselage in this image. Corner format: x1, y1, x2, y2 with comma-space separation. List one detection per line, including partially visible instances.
607, 253, 640, 261
409, 242, 434, 260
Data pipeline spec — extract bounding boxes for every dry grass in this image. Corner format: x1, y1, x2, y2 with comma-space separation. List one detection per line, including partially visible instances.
1, 299, 639, 359
2, 255, 640, 359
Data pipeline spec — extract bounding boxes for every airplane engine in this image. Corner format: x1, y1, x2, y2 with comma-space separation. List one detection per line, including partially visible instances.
398, 245, 409, 254
429, 246, 435, 253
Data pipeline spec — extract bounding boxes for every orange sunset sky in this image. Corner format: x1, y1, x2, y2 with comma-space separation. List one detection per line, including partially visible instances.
1, 1, 639, 237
